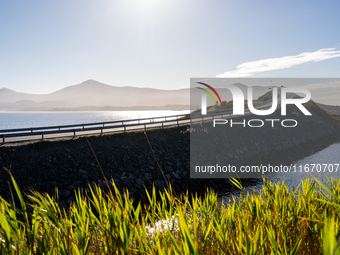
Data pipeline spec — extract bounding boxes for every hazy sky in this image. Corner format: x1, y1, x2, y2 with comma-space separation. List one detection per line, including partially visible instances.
1, 0, 340, 94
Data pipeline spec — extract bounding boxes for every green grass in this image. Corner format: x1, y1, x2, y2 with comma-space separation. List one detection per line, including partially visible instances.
0, 172, 340, 254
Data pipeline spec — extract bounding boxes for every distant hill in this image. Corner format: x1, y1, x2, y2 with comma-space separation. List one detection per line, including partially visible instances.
46, 80, 190, 107
0, 80, 302, 111
47, 105, 191, 111
316, 103, 340, 114
0, 88, 45, 103
0, 80, 190, 111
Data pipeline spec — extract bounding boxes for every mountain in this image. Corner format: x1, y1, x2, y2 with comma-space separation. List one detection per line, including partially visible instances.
46, 80, 189, 107
0, 80, 283, 111
0, 87, 46, 103
0, 80, 190, 111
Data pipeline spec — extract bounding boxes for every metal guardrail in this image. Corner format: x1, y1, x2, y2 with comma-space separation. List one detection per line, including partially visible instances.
0, 101, 274, 144
0, 113, 192, 144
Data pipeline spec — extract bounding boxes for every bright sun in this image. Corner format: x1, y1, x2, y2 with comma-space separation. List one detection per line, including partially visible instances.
121, 0, 172, 20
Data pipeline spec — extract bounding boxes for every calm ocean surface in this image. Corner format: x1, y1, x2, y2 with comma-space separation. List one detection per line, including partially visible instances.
223, 142, 340, 202
0, 111, 190, 130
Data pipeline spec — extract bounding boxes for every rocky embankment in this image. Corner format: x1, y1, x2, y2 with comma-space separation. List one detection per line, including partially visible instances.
0, 126, 249, 208
191, 102, 340, 178
0, 101, 339, 208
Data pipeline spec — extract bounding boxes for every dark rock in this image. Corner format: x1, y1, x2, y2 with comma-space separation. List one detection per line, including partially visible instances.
125, 181, 133, 189
165, 174, 171, 181
112, 179, 120, 186
171, 172, 181, 180
58, 201, 66, 210
144, 173, 152, 180
164, 165, 173, 172
61, 189, 71, 198
98, 179, 103, 188
135, 178, 145, 188
154, 180, 164, 190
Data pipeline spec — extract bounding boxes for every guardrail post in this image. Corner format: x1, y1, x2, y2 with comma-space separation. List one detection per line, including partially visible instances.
101, 127, 103, 136
41, 132, 44, 140
144, 124, 146, 131
177, 118, 179, 127
2, 134, 5, 145
73, 129, 76, 138
124, 125, 126, 133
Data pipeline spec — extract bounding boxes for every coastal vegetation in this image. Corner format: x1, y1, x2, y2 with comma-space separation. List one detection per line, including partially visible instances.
0, 171, 339, 254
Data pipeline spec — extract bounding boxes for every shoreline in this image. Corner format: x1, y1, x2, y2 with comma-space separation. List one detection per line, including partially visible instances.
0, 103, 339, 208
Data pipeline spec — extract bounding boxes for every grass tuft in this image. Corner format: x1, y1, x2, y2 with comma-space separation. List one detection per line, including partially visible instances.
0, 171, 340, 254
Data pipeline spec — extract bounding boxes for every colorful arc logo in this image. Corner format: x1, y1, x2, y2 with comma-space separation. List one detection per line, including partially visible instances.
196, 82, 223, 106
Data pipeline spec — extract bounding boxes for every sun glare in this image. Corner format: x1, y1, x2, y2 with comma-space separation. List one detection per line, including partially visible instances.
140, 0, 157, 6
128, 0, 169, 14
